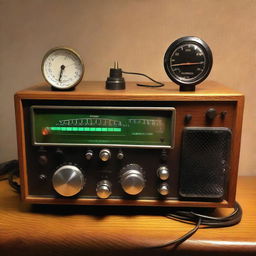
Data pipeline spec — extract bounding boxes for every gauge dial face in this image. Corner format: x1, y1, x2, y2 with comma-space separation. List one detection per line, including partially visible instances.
170, 44, 206, 81
42, 47, 84, 90
164, 37, 212, 89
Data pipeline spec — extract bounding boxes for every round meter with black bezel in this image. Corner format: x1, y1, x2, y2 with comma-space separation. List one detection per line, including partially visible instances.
41, 47, 84, 90
164, 36, 213, 91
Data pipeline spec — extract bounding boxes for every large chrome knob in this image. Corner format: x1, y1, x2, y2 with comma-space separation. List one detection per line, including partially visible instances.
96, 180, 112, 199
99, 149, 111, 161
120, 164, 145, 195
157, 166, 169, 181
52, 165, 85, 197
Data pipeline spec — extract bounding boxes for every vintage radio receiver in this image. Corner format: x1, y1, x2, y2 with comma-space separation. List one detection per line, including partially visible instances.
14, 81, 244, 208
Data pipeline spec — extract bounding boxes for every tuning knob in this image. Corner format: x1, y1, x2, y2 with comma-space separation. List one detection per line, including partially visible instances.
96, 180, 112, 199
157, 166, 169, 181
99, 149, 111, 161
52, 164, 85, 197
120, 164, 145, 195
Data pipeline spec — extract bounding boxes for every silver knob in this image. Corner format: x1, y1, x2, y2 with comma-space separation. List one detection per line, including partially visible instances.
99, 149, 111, 161
96, 180, 112, 199
52, 165, 85, 197
157, 166, 169, 181
85, 150, 93, 160
120, 164, 145, 195
158, 183, 169, 196
117, 151, 124, 160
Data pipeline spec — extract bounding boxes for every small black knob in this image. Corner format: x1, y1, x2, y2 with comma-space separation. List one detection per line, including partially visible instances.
39, 174, 47, 182
160, 149, 168, 162
38, 155, 48, 165
206, 108, 217, 121
221, 111, 227, 119
184, 114, 192, 125
55, 148, 65, 162
117, 150, 124, 160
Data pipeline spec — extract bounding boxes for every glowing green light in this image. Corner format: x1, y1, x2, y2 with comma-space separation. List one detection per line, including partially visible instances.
48, 127, 122, 132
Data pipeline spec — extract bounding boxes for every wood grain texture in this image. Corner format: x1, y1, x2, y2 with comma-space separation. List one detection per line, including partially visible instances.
15, 81, 244, 101
0, 177, 255, 256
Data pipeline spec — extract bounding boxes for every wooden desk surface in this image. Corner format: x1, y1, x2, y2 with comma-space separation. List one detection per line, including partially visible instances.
0, 176, 255, 256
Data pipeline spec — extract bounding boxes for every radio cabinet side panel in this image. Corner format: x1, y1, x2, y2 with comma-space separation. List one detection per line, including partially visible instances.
226, 95, 244, 206
14, 94, 29, 200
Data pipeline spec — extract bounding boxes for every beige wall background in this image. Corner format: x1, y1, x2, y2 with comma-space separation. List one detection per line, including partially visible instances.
0, 0, 255, 175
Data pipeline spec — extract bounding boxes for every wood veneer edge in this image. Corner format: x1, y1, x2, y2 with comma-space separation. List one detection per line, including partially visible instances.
227, 95, 245, 205
14, 93, 28, 200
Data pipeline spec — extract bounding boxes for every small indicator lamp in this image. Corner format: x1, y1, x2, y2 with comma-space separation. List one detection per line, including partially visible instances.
42, 127, 50, 136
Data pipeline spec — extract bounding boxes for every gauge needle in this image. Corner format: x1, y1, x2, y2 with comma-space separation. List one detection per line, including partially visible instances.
171, 62, 204, 67
59, 65, 66, 81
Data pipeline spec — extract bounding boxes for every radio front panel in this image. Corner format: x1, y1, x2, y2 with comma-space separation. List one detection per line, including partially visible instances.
15, 93, 242, 207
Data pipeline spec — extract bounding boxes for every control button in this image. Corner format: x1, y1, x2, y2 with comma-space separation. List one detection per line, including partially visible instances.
206, 108, 217, 121
221, 111, 227, 119
38, 155, 48, 166
96, 180, 112, 199
117, 150, 124, 160
55, 148, 64, 162
85, 150, 93, 160
39, 174, 47, 182
157, 166, 169, 181
52, 164, 85, 197
184, 114, 192, 124
160, 149, 168, 162
120, 164, 145, 195
99, 149, 111, 161
158, 183, 169, 196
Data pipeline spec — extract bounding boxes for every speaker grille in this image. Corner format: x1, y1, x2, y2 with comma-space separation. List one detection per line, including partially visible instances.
179, 127, 231, 201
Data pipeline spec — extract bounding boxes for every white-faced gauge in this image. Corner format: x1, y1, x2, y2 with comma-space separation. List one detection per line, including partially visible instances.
164, 36, 213, 91
41, 47, 84, 90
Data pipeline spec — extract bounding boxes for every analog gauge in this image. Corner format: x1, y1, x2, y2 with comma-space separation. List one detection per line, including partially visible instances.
42, 47, 84, 90
164, 36, 213, 91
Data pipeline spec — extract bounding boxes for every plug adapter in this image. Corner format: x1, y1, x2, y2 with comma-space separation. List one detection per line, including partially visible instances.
105, 62, 125, 90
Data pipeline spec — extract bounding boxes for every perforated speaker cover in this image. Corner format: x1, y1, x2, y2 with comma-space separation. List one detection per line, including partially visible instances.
179, 127, 231, 201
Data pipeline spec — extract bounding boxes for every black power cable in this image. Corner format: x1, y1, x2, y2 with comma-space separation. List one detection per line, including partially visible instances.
149, 217, 202, 249
148, 201, 242, 249
0, 160, 20, 192
168, 201, 242, 227
122, 70, 165, 87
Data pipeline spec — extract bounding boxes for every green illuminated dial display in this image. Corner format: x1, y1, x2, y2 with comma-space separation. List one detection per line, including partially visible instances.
31, 106, 175, 148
